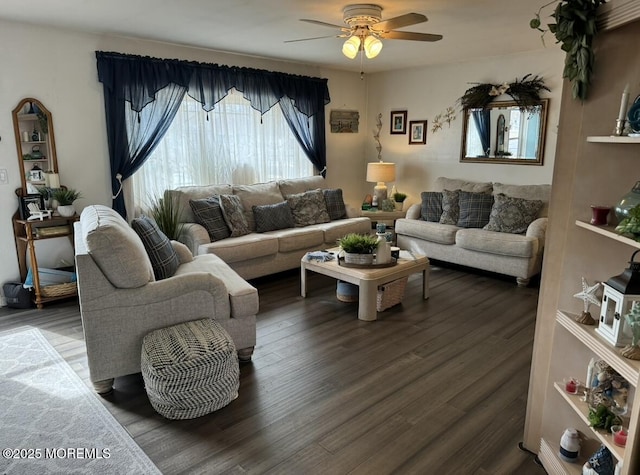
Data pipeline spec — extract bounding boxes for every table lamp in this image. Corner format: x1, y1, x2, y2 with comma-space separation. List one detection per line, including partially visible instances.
366, 162, 396, 205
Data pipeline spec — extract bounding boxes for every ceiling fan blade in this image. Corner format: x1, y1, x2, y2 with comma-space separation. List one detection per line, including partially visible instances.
380, 30, 443, 42
300, 19, 349, 31
284, 34, 346, 43
372, 13, 427, 31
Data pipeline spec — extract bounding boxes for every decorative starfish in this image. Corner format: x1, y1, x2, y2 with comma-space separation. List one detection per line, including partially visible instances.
574, 278, 601, 312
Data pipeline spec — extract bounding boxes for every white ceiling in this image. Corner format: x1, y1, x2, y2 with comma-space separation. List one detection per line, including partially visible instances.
0, 0, 551, 73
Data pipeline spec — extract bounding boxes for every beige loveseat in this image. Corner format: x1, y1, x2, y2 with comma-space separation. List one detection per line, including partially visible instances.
75, 205, 258, 394
395, 177, 551, 286
168, 175, 371, 280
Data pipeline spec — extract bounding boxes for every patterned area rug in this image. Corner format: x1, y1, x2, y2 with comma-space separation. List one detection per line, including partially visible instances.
0, 328, 160, 474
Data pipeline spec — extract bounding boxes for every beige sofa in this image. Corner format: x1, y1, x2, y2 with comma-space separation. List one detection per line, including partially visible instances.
168, 176, 371, 280
75, 205, 258, 394
395, 177, 551, 286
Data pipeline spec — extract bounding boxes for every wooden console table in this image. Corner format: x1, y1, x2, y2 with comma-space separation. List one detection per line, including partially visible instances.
12, 212, 78, 308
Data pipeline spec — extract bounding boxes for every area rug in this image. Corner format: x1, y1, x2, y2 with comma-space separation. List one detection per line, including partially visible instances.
0, 328, 160, 474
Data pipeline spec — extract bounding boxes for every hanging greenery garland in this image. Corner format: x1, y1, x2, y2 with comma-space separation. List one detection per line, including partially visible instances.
458, 74, 550, 110
530, 0, 606, 101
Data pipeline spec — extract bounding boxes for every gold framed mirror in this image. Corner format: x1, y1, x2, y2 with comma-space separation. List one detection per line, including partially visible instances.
12, 98, 58, 193
460, 99, 548, 165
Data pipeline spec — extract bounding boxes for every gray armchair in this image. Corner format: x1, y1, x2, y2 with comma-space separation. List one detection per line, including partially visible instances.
74, 205, 257, 394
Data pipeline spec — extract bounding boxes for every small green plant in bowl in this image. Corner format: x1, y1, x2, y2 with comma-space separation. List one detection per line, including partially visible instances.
339, 233, 378, 254
392, 192, 407, 203
52, 188, 81, 206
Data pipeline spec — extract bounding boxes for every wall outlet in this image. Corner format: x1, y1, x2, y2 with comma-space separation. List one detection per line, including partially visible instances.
0, 168, 8, 184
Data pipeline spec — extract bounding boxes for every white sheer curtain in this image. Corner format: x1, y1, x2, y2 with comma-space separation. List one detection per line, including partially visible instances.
130, 89, 313, 212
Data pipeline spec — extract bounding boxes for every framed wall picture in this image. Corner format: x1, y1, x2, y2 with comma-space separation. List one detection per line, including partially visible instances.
390, 110, 407, 134
409, 120, 428, 145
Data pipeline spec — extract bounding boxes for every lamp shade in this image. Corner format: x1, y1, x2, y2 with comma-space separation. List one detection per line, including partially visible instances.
342, 36, 360, 59
366, 162, 396, 183
364, 35, 383, 59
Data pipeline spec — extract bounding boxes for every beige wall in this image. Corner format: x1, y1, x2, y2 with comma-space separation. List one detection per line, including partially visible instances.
364, 49, 566, 208
0, 18, 564, 304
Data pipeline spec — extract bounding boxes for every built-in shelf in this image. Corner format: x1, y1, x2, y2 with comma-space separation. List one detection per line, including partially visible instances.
554, 383, 626, 461
557, 310, 640, 385
586, 136, 640, 143
538, 437, 583, 475
575, 220, 640, 250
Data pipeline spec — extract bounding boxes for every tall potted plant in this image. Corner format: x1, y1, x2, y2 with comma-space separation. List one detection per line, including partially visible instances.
148, 193, 184, 241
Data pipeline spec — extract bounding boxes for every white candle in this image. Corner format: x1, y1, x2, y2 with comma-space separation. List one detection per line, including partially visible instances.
48, 173, 60, 189
618, 83, 630, 121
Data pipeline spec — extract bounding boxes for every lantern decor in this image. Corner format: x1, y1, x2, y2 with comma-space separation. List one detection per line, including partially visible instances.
573, 277, 601, 325
597, 250, 640, 348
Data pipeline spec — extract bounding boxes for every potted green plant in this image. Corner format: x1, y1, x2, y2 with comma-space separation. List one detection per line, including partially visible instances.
338, 233, 379, 265
52, 188, 81, 217
392, 192, 407, 211
148, 193, 184, 241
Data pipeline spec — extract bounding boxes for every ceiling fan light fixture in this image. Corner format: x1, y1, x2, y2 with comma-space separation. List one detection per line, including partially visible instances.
364, 35, 383, 59
342, 36, 361, 59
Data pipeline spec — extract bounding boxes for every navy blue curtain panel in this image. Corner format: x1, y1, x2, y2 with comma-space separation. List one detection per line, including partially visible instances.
96, 51, 330, 217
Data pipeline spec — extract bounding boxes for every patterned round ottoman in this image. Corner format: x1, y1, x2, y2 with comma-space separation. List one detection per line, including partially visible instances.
141, 318, 239, 420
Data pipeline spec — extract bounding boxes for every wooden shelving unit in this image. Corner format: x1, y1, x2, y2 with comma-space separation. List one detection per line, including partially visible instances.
525, 14, 640, 474
12, 213, 78, 309
575, 220, 640, 250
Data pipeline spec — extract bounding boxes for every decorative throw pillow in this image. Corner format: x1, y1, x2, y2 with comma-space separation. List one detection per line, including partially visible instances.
219, 194, 251, 237
131, 216, 180, 281
457, 191, 494, 228
287, 189, 331, 227
322, 188, 347, 220
253, 201, 295, 233
483, 193, 544, 234
189, 197, 231, 242
439, 189, 461, 225
420, 191, 443, 222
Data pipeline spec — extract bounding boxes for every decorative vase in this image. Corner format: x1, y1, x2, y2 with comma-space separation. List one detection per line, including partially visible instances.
615, 181, 640, 220
375, 233, 391, 264
344, 252, 373, 265
559, 428, 580, 463
394, 201, 404, 211
57, 204, 75, 217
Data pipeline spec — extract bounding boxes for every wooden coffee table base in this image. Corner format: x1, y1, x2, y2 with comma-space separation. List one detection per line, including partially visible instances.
301, 250, 430, 321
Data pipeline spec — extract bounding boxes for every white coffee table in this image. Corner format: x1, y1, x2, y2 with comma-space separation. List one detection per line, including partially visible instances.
301, 249, 430, 321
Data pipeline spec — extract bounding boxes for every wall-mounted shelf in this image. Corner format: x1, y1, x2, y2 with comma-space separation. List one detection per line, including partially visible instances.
554, 382, 626, 460
557, 310, 640, 384
586, 136, 640, 143
538, 437, 583, 475
575, 220, 640, 250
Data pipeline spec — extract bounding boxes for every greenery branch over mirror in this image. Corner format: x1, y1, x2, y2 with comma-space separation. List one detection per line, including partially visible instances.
459, 74, 550, 111
530, 0, 605, 101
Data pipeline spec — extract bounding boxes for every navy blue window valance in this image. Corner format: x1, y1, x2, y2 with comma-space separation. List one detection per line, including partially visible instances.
95, 51, 330, 216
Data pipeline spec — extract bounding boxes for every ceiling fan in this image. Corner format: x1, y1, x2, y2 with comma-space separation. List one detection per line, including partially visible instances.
286, 4, 443, 60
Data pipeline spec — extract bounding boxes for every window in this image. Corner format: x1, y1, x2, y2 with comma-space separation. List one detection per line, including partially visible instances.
131, 90, 313, 210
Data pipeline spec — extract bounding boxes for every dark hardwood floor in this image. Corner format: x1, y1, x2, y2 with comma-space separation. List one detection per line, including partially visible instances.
0, 264, 546, 474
